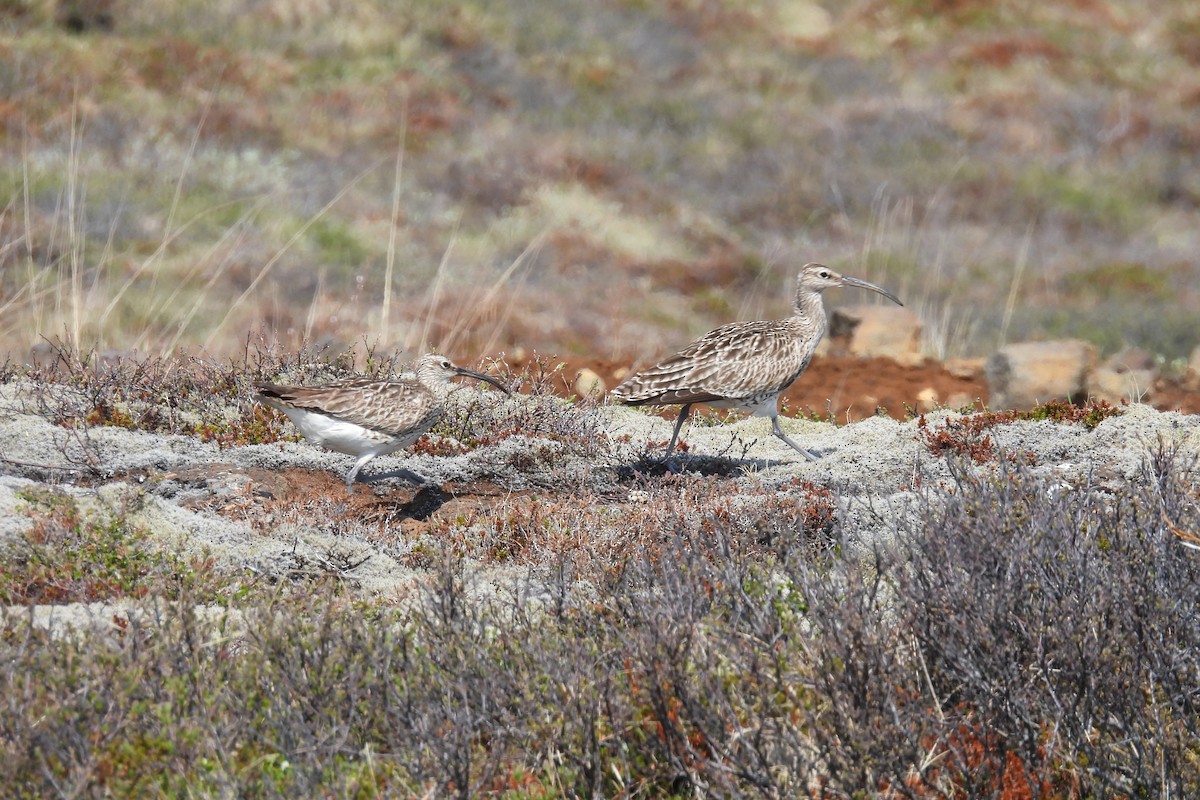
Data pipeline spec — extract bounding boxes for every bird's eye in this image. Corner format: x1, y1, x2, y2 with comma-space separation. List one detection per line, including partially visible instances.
441, 359, 451, 368
819, 270, 831, 278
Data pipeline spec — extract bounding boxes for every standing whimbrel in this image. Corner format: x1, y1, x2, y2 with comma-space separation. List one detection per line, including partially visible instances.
610, 263, 902, 464
255, 354, 509, 491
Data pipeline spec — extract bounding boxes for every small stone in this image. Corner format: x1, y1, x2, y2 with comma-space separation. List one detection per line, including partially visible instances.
893, 352, 926, 368
611, 366, 630, 382
1186, 344, 1200, 391
27, 341, 61, 368
1091, 367, 1155, 404
775, 0, 832, 40
96, 349, 140, 373
574, 368, 606, 399
916, 387, 939, 412
1104, 346, 1154, 373
945, 392, 977, 410
944, 358, 986, 380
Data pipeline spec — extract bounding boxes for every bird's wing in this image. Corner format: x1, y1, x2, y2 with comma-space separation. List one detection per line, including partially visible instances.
613, 320, 806, 403
255, 379, 435, 435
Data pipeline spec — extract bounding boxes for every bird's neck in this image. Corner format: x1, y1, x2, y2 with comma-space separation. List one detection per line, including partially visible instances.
426, 381, 453, 400
792, 288, 826, 327
415, 369, 453, 399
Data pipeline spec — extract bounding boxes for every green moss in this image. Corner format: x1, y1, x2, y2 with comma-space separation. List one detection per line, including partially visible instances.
886, 0, 1012, 29
1023, 302, 1195, 361
307, 217, 372, 267
1023, 398, 1122, 430
5, 491, 165, 603
859, 251, 922, 283
1062, 261, 1172, 303
1015, 165, 1148, 231
192, 405, 300, 448
691, 287, 735, 320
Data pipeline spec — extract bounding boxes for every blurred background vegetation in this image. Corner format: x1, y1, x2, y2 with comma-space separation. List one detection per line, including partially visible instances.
2, 0, 1198, 364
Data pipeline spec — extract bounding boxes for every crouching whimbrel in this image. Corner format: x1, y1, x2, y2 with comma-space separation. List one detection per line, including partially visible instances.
610, 263, 902, 466
255, 354, 509, 491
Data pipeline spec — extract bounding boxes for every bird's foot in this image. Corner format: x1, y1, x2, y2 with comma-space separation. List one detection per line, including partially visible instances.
771, 420, 821, 463
794, 446, 821, 462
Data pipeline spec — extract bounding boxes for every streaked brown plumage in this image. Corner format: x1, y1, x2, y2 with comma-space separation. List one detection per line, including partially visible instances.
610, 263, 902, 463
255, 354, 509, 490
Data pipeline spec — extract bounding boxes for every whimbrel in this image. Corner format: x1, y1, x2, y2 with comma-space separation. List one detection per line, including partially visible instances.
255, 354, 509, 491
610, 263, 902, 464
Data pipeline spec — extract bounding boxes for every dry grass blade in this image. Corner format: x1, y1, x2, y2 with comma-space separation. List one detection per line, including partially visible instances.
99, 87, 215, 331
998, 220, 1034, 349
161, 197, 271, 354
204, 160, 380, 349
436, 231, 546, 358
380, 93, 409, 347
1162, 508, 1200, 551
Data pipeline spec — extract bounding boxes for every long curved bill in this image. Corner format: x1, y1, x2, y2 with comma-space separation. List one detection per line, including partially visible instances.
842, 275, 903, 306
454, 366, 511, 395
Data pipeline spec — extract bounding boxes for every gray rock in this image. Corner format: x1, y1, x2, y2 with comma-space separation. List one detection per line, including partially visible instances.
1187, 344, 1200, 391
1091, 366, 1156, 404
1104, 346, 1155, 373
985, 339, 1096, 410
828, 305, 923, 364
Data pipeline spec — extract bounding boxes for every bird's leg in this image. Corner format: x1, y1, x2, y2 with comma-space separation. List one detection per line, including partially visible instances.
344, 453, 377, 493
771, 414, 819, 462
662, 403, 693, 461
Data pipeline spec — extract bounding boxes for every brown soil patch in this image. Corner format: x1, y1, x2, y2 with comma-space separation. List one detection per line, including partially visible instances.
237, 469, 540, 542
558, 354, 987, 421
1148, 378, 1200, 416
779, 356, 986, 421
553, 354, 1200, 421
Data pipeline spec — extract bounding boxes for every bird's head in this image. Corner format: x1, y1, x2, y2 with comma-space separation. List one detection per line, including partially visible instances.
797, 263, 902, 305
415, 354, 510, 394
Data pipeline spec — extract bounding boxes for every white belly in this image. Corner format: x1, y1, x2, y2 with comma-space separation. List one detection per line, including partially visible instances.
706, 394, 780, 417
282, 408, 414, 457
